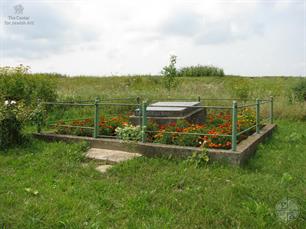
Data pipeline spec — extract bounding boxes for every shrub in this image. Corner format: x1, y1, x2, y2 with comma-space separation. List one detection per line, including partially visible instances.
292, 79, 306, 102
0, 100, 27, 150
28, 103, 47, 133
177, 65, 224, 77
0, 65, 57, 105
115, 125, 141, 141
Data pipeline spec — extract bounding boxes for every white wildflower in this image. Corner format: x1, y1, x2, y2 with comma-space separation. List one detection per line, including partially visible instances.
4, 100, 9, 105
11, 100, 16, 105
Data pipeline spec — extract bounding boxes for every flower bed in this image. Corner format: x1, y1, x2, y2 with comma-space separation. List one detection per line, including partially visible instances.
56, 115, 128, 137
54, 109, 257, 150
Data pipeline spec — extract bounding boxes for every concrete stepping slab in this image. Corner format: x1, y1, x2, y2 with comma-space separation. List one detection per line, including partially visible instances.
86, 148, 141, 164
96, 165, 113, 173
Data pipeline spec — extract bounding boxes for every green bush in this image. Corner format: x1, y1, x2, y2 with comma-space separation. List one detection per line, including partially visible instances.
0, 65, 57, 104
28, 103, 46, 133
0, 100, 27, 150
115, 125, 141, 141
292, 79, 306, 102
177, 65, 224, 77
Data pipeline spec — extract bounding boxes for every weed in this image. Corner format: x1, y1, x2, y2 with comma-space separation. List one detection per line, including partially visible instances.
185, 148, 209, 168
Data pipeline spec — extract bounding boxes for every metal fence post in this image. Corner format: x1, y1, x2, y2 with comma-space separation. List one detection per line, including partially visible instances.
141, 101, 147, 143
37, 99, 41, 133
256, 98, 260, 134
137, 97, 141, 127
270, 96, 273, 124
93, 97, 99, 138
231, 101, 237, 151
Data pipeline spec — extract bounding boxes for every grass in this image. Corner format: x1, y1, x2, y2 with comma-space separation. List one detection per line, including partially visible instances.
55, 76, 306, 120
1, 75, 305, 227
1, 119, 305, 228
38, 76, 305, 135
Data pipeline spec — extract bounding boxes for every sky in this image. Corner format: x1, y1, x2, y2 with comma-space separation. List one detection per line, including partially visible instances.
0, 0, 305, 76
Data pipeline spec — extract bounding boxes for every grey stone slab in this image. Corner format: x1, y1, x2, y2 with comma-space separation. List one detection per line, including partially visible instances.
147, 107, 185, 112
131, 101, 206, 125
151, 101, 200, 107
86, 148, 141, 164
147, 102, 200, 112
135, 101, 202, 117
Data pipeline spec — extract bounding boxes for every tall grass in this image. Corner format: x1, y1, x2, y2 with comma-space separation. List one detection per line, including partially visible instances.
53, 76, 305, 120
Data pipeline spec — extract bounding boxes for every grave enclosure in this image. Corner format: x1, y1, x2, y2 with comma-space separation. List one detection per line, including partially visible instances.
34, 97, 276, 166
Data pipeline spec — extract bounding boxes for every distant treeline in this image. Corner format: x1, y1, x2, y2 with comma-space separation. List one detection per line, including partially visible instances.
177, 65, 225, 77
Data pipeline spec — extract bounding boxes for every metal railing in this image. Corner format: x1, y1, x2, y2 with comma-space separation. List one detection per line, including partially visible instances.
37, 96, 274, 152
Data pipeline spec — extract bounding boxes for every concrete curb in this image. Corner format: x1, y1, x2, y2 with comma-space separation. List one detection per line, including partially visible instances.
33, 124, 276, 166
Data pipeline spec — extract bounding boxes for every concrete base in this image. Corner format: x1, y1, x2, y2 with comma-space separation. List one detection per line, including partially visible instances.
130, 108, 206, 125
33, 124, 276, 166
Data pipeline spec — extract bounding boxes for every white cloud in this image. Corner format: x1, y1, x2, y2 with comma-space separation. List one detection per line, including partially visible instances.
1, 0, 99, 58
0, 0, 305, 76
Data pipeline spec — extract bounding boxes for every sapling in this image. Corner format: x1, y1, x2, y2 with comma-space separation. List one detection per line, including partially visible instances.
161, 55, 178, 93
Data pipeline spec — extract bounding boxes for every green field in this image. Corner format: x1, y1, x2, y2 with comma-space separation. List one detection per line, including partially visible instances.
56, 76, 305, 120
1, 76, 306, 228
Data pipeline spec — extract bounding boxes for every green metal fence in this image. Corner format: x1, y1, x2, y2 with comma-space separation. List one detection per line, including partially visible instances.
38, 96, 274, 152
